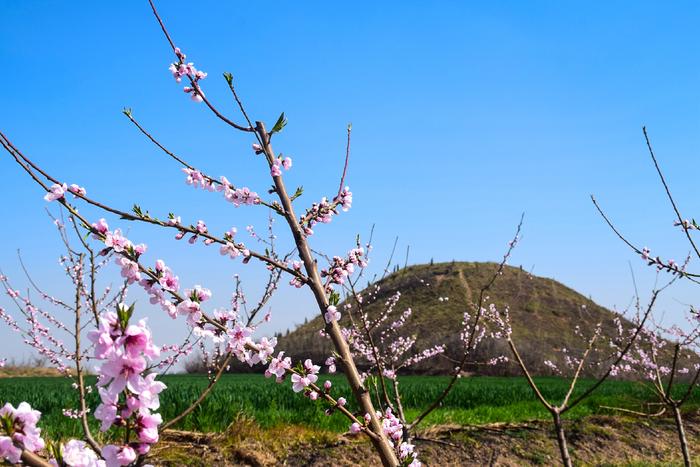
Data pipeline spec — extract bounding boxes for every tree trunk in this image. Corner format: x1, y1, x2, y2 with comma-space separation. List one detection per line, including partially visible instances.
552, 411, 573, 467
256, 121, 399, 466
672, 404, 692, 467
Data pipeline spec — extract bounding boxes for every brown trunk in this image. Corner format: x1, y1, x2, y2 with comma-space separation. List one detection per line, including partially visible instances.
672, 404, 692, 467
256, 121, 399, 466
552, 411, 573, 467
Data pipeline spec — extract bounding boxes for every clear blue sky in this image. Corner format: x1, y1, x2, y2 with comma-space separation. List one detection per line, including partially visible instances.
1, 1, 699, 363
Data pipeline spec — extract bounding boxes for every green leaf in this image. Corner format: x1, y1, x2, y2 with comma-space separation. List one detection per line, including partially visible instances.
127, 303, 136, 321
116, 302, 136, 329
122, 107, 132, 117
291, 186, 304, 201
328, 291, 341, 307
117, 303, 128, 329
270, 112, 287, 134
223, 72, 233, 85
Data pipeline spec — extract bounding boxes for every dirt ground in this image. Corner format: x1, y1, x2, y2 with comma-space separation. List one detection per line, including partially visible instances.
149, 413, 699, 466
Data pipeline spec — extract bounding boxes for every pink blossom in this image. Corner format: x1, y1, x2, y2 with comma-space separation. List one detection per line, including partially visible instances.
169, 54, 207, 103
94, 388, 119, 431
399, 442, 417, 462
60, 439, 104, 467
349, 422, 361, 434
102, 444, 136, 467
183, 86, 205, 102
99, 353, 148, 396
380, 408, 403, 441
91, 218, 109, 236
182, 168, 210, 189
265, 352, 292, 381
133, 373, 167, 411
68, 184, 87, 197
158, 269, 180, 292
227, 323, 253, 352
189, 285, 211, 302
176, 299, 202, 325
220, 242, 242, 259
250, 336, 276, 365
135, 410, 163, 444
291, 373, 315, 393
116, 257, 141, 284
120, 321, 160, 359
44, 183, 67, 202
0, 402, 45, 462
104, 229, 131, 253
290, 359, 320, 392
336, 186, 352, 212
304, 359, 320, 375
88, 330, 115, 360
325, 305, 341, 322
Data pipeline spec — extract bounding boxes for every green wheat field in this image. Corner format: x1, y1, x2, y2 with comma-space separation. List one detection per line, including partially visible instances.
1, 375, 698, 442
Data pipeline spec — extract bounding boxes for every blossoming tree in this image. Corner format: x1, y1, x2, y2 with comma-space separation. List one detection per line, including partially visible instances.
592, 128, 700, 467
0, 1, 425, 464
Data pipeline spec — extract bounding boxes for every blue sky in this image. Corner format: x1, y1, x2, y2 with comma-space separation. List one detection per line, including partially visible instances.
1, 1, 699, 363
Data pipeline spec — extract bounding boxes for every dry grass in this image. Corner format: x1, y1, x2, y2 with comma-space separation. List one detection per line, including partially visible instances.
149, 414, 700, 466
0, 365, 68, 378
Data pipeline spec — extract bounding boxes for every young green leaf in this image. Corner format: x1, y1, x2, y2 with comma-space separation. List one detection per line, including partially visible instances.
270, 112, 287, 134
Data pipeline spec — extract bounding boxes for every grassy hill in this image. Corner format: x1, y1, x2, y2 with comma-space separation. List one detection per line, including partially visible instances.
276, 261, 640, 376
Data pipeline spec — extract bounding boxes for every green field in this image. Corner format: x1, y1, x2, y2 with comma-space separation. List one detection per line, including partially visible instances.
0, 374, 697, 442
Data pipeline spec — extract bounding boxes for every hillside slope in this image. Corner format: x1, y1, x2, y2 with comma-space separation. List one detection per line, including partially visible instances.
277, 261, 630, 376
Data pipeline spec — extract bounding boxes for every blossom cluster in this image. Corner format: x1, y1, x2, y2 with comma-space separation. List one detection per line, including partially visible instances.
343, 288, 446, 382
288, 261, 305, 288
93, 217, 219, 330
349, 409, 421, 466
169, 47, 207, 102
1, 275, 73, 374
320, 247, 367, 289
220, 228, 250, 260
44, 183, 86, 202
0, 402, 110, 467
87, 304, 166, 465
640, 247, 687, 275
96, 218, 280, 370
181, 168, 261, 209
290, 359, 320, 393
270, 156, 292, 177
299, 187, 353, 236
0, 402, 45, 464
53, 439, 104, 467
